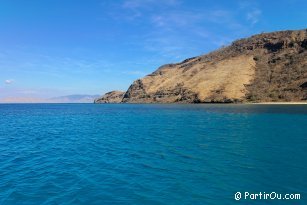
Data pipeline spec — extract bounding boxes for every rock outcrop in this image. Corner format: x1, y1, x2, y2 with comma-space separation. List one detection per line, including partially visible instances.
94, 91, 125, 103
96, 29, 307, 103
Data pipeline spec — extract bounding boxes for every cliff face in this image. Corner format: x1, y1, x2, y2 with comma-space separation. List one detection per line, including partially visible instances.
96, 29, 307, 103
94, 91, 125, 103
122, 55, 255, 103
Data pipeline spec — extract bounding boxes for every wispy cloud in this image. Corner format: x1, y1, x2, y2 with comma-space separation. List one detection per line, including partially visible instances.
0, 50, 114, 78
239, 0, 262, 26
122, 0, 154, 9
247, 9, 262, 25
102, 1, 257, 63
119, 0, 180, 20
4, 79, 14, 84
151, 11, 203, 28
122, 0, 179, 9
141, 7, 248, 60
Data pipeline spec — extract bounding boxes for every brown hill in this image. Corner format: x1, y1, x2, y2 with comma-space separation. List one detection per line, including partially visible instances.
95, 29, 307, 103
94, 91, 125, 103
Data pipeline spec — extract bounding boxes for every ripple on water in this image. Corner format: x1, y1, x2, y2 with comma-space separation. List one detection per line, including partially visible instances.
0, 104, 306, 204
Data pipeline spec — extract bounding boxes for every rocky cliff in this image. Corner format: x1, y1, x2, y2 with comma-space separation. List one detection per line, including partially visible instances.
94, 91, 125, 103
95, 29, 307, 103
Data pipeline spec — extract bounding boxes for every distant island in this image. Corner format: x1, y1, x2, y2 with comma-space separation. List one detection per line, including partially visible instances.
95, 29, 307, 104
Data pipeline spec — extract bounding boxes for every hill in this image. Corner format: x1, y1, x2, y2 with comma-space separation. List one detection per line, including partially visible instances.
95, 29, 307, 103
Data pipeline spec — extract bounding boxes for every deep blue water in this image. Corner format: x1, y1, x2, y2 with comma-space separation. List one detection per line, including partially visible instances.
0, 104, 306, 205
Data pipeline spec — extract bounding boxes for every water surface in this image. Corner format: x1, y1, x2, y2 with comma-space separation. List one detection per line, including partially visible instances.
0, 104, 306, 204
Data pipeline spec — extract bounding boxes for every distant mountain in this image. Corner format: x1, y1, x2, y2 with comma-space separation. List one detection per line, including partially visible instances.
0, 97, 46, 103
49, 95, 100, 103
95, 29, 307, 103
0, 95, 100, 103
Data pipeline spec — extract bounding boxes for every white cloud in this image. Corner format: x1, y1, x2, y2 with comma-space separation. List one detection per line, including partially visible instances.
102, 1, 260, 67
143, 7, 248, 61
151, 11, 203, 28
237, 1, 262, 25
120, 0, 180, 20
5, 79, 14, 84
122, 0, 151, 9
247, 9, 262, 25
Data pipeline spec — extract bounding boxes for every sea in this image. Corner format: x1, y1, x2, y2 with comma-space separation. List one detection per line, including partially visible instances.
0, 104, 306, 204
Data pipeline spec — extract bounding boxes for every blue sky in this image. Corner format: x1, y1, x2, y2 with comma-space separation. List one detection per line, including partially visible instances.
1, 0, 306, 100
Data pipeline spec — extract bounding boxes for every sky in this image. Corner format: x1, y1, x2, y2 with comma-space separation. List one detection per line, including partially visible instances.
0, 0, 307, 101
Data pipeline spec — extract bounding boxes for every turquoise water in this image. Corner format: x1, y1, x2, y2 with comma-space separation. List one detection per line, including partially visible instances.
0, 104, 306, 204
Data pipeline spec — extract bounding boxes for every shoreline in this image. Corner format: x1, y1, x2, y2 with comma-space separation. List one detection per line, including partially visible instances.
249, 102, 307, 105
1, 101, 307, 105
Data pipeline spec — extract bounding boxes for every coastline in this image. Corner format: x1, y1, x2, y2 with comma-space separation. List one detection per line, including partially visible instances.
1, 101, 307, 105
250, 102, 307, 105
